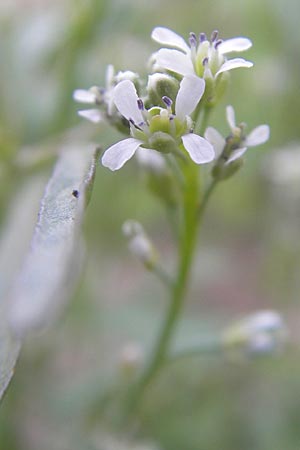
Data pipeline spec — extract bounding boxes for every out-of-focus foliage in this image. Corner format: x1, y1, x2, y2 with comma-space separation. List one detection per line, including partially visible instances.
0, 0, 300, 449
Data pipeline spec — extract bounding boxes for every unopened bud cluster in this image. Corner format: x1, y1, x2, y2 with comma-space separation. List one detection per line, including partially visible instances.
222, 310, 286, 357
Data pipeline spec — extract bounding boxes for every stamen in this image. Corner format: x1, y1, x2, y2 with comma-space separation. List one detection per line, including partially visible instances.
137, 98, 144, 110
215, 39, 223, 49
199, 32, 207, 42
129, 117, 144, 131
211, 30, 219, 42
162, 96, 173, 108
202, 57, 209, 66
189, 32, 197, 47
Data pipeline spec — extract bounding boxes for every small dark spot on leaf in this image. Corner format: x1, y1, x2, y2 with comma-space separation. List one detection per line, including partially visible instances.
72, 190, 79, 198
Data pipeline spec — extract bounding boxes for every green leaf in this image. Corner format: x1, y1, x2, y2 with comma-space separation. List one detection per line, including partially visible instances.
0, 176, 46, 401
8, 145, 100, 335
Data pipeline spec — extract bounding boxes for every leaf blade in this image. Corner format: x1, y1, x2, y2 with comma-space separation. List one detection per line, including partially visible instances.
8, 145, 99, 335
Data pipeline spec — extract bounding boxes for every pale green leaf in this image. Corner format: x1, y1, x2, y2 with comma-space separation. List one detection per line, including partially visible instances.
8, 145, 100, 335
0, 176, 46, 400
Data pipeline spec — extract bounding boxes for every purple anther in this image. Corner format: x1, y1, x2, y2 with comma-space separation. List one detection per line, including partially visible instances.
211, 30, 219, 42
129, 118, 136, 126
162, 96, 173, 108
189, 32, 197, 47
199, 32, 207, 42
137, 98, 144, 110
215, 39, 223, 49
202, 57, 209, 66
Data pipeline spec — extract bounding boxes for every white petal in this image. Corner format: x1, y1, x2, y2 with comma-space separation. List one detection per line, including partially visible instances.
182, 133, 215, 164
226, 105, 236, 130
175, 75, 205, 119
244, 125, 270, 147
78, 109, 103, 123
227, 147, 247, 164
151, 27, 190, 53
73, 89, 97, 104
215, 58, 253, 77
218, 37, 252, 54
155, 49, 194, 76
204, 127, 225, 158
102, 138, 143, 171
113, 80, 144, 125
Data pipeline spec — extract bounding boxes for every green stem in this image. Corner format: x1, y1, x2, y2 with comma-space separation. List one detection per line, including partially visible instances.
124, 161, 200, 417
152, 264, 174, 288
168, 337, 223, 362
198, 178, 218, 218
194, 106, 212, 136
122, 113, 218, 421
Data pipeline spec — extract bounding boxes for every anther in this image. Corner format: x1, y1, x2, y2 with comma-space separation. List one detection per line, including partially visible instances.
202, 57, 209, 66
199, 32, 207, 42
211, 30, 219, 42
162, 96, 173, 108
215, 39, 223, 49
189, 32, 197, 47
137, 98, 144, 110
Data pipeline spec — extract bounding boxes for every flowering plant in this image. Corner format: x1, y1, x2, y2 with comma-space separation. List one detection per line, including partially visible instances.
73, 26, 284, 427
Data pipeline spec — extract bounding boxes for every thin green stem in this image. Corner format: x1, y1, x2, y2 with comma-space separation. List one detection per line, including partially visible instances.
198, 178, 218, 218
121, 110, 218, 421
123, 161, 199, 417
152, 264, 174, 288
168, 337, 223, 362
194, 106, 212, 136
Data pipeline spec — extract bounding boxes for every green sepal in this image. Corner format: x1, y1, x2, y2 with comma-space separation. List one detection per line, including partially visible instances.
212, 157, 244, 180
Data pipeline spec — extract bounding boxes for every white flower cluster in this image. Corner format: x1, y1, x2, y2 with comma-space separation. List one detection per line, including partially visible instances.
74, 27, 269, 173
223, 310, 286, 357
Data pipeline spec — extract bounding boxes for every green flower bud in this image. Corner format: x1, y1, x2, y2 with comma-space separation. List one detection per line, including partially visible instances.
212, 158, 243, 180
147, 73, 179, 108
148, 131, 178, 154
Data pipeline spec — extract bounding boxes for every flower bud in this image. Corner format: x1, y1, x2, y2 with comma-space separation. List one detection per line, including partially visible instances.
147, 73, 179, 108
148, 131, 178, 154
119, 342, 143, 378
122, 220, 158, 269
212, 157, 243, 180
135, 149, 180, 207
222, 310, 287, 357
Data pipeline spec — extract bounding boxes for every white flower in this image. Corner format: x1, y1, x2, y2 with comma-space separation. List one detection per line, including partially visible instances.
102, 75, 215, 171
205, 105, 270, 164
223, 310, 286, 356
151, 27, 253, 80
73, 65, 139, 124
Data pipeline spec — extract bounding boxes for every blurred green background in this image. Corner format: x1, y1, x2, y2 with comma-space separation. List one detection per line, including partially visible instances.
1, 0, 300, 449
